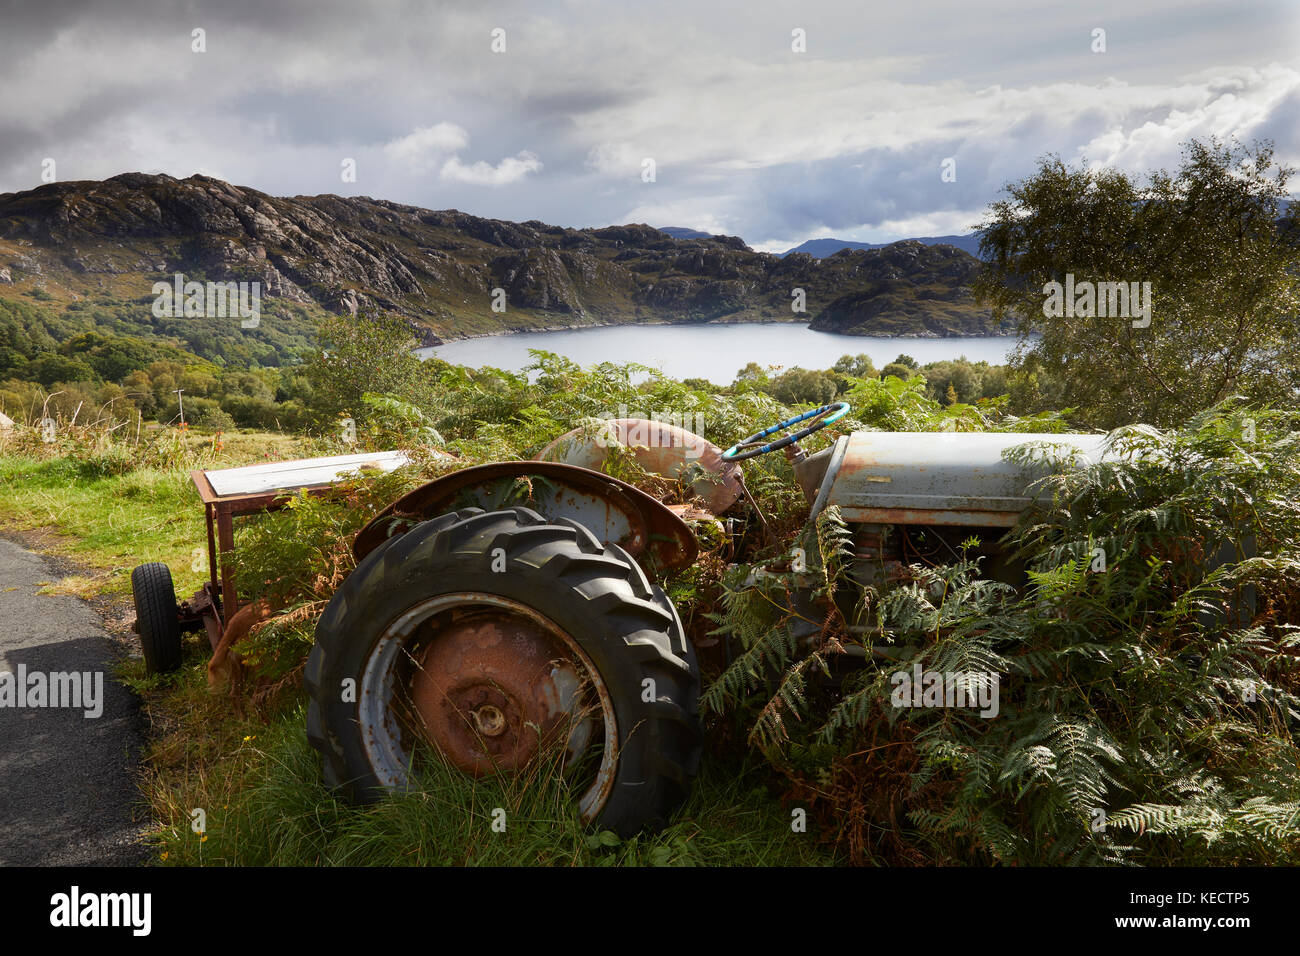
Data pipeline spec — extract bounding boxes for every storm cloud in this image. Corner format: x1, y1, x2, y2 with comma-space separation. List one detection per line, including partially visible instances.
1, 0, 1296, 250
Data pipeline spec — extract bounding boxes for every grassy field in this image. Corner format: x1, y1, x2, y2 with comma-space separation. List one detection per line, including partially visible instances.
0, 430, 838, 867
0, 430, 302, 599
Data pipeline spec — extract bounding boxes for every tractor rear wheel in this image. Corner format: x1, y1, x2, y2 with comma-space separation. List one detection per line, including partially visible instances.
131, 562, 183, 674
305, 506, 702, 836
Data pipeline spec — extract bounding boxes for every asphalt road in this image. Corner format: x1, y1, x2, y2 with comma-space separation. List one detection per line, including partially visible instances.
0, 537, 148, 865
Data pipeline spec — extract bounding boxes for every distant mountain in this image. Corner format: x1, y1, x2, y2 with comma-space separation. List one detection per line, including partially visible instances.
656, 226, 712, 240
0, 174, 1003, 367
786, 200, 1299, 260
784, 233, 985, 259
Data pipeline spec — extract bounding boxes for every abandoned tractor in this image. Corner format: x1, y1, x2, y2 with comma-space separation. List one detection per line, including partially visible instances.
132, 405, 1151, 836
302, 404, 1143, 837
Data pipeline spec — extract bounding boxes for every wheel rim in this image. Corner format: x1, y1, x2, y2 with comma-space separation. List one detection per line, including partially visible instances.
358, 593, 619, 822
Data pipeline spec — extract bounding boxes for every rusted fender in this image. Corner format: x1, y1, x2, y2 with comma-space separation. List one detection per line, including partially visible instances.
353, 460, 698, 572
535, 418, 744, 515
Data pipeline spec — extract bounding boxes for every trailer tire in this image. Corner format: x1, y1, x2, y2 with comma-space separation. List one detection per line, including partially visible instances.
305, 506, 702, 836
132, 562, 183, 674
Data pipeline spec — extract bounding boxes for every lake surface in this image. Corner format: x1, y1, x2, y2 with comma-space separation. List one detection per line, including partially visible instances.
419, 323, 1022, 384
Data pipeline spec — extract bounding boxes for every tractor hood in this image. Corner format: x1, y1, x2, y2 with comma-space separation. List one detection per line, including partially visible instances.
805, 431, 1115, 527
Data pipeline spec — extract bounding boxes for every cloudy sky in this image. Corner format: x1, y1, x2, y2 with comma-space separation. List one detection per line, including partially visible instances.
2, 0, 1298, 251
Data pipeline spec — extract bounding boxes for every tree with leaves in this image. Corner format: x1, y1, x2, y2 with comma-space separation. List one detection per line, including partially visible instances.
304, 311, 434, 424
975, 138, 1300, 429
832, 353, 876, 378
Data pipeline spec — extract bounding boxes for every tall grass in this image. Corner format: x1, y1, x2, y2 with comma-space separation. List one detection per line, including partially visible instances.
147, 701, 836, 866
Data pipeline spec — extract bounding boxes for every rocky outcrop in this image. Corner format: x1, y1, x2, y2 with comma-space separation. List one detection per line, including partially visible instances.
0, 173, 1002, 338
489, 248, 582, 313
808, 242, 998, 335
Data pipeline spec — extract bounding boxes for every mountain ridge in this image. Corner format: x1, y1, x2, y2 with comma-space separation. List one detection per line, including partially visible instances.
782, 234, 985, 259
0, 173, 1002, 348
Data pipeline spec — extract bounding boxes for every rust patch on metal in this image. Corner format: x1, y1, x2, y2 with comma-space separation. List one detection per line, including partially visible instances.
393, 594, 619, 822
838, 506, 1020, 528
666, 503, 718, 524
537, 419, 744, 515
410, 611, 586, 775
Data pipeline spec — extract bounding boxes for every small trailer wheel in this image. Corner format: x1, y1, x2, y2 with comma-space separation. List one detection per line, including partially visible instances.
132, 562, 183, 674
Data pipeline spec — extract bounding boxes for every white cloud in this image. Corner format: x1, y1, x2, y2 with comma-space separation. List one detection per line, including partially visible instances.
441, 150, 543, 186
1, 0, 1296, 248
585, 142, 642, 177
382, 123, 470, 170
380, 125, 541, 187
616, 196, 735, 234
1069, 65, 1300, 171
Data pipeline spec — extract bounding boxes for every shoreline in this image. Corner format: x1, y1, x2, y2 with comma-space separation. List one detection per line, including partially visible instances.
425, 315, 1013, 345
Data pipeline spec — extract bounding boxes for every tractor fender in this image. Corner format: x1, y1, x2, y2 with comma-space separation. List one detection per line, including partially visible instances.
352, 460, 698, 572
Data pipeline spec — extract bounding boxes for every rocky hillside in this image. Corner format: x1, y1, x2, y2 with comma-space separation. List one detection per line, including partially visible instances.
0, 173, 1002, 344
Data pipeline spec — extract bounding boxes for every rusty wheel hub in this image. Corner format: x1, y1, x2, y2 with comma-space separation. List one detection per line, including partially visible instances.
408, 611, 595, 776
359, 593, 618, 822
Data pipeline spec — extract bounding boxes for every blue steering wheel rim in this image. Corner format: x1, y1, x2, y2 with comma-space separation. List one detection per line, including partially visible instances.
721, 401, 850, 461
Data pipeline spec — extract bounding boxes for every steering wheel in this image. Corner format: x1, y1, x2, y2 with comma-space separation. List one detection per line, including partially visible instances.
721, 402, 850, 461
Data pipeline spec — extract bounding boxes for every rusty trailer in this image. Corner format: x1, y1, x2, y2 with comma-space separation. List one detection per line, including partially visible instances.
131, 451, 409, 673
